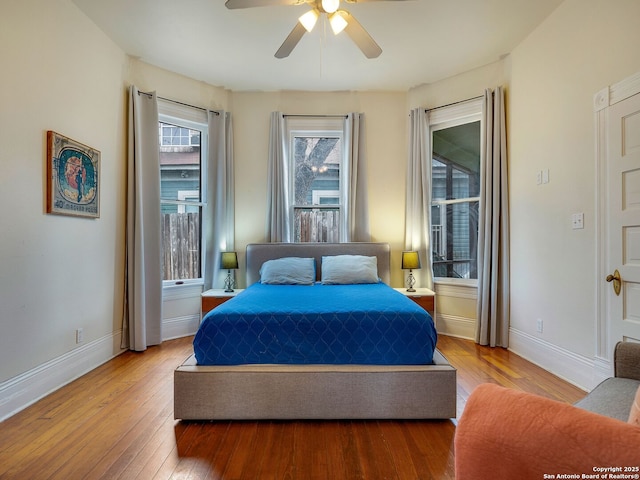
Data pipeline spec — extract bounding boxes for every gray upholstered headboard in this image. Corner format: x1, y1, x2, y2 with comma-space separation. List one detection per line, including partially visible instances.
245, 242, 391, 286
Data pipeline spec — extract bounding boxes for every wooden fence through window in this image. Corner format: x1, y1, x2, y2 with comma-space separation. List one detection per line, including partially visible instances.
295, 208, 340, 242
161, 212, 200, 281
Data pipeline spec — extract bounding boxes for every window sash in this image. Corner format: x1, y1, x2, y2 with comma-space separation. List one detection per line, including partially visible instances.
286, 117, 347, 242
428, 98, 482, 283
158, 106, 208, 284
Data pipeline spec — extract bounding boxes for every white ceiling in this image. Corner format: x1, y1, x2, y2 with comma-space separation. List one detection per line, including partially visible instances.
72, 0, 563, 92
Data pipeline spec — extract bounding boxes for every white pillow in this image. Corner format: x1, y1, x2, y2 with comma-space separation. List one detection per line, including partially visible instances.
260, 257, 315, 285
321, 255, 379, 284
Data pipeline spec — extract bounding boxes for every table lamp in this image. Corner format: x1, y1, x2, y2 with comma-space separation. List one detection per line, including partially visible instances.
221, 251, 238, 292
401, 251, 421, 292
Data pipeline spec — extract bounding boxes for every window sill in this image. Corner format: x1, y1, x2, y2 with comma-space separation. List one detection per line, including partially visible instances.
434, 278, 478, 288
163, 279, 204, 288
162, 280, 204, 299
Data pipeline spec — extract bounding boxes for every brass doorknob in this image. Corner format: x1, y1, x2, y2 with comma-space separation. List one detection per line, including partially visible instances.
606, 269, 622, 296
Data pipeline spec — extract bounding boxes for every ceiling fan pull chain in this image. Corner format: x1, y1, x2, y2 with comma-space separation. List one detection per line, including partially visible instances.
319, 22, 324, 79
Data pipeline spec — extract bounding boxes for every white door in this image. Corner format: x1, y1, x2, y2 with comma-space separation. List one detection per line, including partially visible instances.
607, 91, 640, 352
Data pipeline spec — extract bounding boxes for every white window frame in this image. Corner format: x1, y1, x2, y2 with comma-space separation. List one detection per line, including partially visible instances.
158, 100, 209, 288
429, 98, 483, 287
159, 123, 201, 148
285, 116, 348, 242
312, 189, 340, 205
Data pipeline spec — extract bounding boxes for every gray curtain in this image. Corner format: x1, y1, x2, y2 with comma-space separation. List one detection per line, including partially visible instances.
404, 108, 434, 290
266, 112, 290, 242
346, 113, 370, 242
122, 86, 163, 351
477, 86, 510, 347
205, 110, 235, 290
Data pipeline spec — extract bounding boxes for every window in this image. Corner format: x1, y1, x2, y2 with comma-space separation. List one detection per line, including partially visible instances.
159, 124, 201, 147
158, 109, 208, 284
430, 101, 482, 280
287, 117, 346, 242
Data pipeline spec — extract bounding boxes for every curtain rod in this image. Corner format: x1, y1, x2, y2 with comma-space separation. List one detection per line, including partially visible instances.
137, 90, 219, 115
283, 114, 349, 118
425, 95, 484, 113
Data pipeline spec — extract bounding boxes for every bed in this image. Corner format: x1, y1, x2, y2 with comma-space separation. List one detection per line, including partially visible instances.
174, 242, 456, 420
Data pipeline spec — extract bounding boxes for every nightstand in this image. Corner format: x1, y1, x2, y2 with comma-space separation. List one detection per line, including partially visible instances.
201, 289, 243, 317
394, 287, 436, 317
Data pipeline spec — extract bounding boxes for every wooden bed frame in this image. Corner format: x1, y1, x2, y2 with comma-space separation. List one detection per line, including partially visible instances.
174, 242, 457, 420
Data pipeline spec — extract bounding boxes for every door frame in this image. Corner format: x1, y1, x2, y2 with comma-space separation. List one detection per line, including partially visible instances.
594, 71, 640, 377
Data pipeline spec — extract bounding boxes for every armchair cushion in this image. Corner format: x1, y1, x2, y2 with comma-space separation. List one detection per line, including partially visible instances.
615, 340, 640, 381
454, 384, 640, 480
574, 377, 640, 422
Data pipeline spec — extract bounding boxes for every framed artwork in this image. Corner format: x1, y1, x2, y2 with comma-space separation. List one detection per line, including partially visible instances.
46, 131, 100, 218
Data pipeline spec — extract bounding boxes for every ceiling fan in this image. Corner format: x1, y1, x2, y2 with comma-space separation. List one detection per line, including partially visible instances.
225, 0, 403, 59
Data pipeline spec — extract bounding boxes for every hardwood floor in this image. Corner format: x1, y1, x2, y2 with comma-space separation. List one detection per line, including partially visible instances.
0, 335, 585, 480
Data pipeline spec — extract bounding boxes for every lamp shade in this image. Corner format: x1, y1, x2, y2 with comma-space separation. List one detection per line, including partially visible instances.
401, 251, 421, 270
221, 251, 238, 270
329, 12, 348, 35
298, 9, 319, 32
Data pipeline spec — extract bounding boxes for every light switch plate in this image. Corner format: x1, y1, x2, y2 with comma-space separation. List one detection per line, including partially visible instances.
572, 212, 584, 230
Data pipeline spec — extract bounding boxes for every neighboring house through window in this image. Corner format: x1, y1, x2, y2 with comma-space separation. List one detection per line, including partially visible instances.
429, 99, 482, 281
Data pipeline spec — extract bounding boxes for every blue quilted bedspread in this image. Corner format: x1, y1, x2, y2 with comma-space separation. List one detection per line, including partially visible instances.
193, 282, 437, 365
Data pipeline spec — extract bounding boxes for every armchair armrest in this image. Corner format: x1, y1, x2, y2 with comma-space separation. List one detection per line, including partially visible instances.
454, 384, 640, 480
615, 341, 640, 381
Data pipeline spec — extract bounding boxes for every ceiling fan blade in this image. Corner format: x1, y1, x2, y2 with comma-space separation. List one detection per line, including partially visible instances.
275, 22, 308, 58
338, 10, 382, 59
225, 0, 304, 9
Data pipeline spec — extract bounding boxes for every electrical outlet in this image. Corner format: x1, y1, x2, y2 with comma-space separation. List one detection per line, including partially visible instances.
536, 319, 543, 334
76, 328, 84, 344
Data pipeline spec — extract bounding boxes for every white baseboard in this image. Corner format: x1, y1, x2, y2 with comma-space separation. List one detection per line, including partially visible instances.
0, 331, 125, 422
0, 316, 198, 422
592, 355, 614, 384
509, 328, 609, 391
162, 314, 199, 341
437, 313, 476, 340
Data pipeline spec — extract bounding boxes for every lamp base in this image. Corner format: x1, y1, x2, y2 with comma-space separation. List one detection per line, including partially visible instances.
406, 270, 416, 292
223, 270, 235, 293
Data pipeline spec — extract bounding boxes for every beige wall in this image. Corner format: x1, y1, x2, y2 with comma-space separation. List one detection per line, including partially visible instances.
128, 61, 232, 113
508, 0, 640, 366
231, 90, 408, 287
119, 78, 409, 287
0, 0, 128, 382
408, 59, 509, 110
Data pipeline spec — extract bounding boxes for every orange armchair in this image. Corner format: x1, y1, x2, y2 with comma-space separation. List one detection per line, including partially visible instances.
454, 384, 640, 480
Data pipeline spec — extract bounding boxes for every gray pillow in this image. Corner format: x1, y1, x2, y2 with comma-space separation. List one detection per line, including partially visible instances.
260, 257, 315, 285
321, 255, 379, 284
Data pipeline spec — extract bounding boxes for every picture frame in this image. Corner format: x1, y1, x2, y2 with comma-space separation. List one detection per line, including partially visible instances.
46, 131, 100, 218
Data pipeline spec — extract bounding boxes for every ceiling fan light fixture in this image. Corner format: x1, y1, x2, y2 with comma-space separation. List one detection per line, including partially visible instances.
298, 9, 319, 32
321, 0, 340, 14
329, 12, 348, 34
